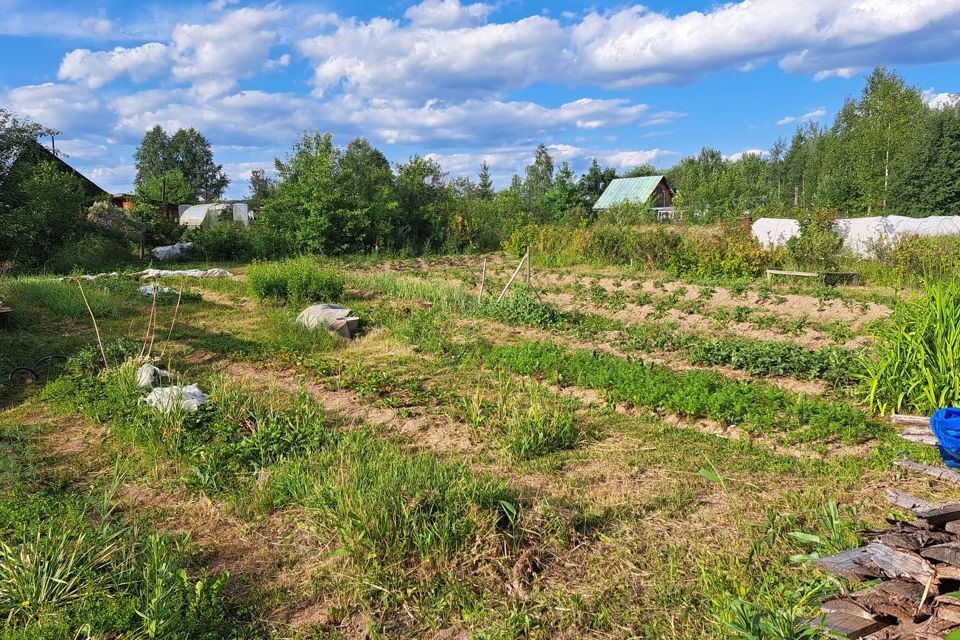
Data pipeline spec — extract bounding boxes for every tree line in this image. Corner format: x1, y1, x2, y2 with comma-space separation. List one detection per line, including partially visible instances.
2, 66, 958, 271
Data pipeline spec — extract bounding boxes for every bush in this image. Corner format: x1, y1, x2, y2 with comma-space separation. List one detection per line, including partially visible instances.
185, 224, 253, 261
686, 225, 767, 279
787, 209, 845, 271
247, 256, 345, 305
859, 282, 960, 414
892, 234, 960, 284
45, 235, 133, 274
478, 287, 563, 329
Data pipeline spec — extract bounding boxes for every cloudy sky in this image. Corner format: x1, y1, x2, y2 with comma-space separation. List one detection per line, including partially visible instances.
2, 0, 960, 198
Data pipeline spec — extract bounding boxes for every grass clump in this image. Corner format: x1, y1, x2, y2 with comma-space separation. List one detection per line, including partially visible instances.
477, 287, 563, 329
0, 425, 248, 638
462, 371, 589, 459
247, 256, 345, 305
860, 281, 960, 414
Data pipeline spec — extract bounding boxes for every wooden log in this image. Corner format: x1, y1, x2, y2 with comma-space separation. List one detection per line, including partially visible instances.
892, 414, 931, 428
814, 547, 881, 581
852, 578, 931, 622
947, 520, 960, 535
895, 459, 960, 487
921, 542, 960, 567
936, 563, 960, 581
900, 431, 939, 446
885, 490, 935, 512
935, 603, 960, 623
819, 608, 889, 639
863, 521, 953, 551
859, 543, 936, 586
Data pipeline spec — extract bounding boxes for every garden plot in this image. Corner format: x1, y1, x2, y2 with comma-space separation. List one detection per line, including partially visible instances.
5, 255, 960, 638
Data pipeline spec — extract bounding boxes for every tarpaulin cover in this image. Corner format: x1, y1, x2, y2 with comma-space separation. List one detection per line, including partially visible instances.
931, 407, 960, 468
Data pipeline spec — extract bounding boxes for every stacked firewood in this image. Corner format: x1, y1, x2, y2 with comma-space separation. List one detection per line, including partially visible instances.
814, 490, 960, 638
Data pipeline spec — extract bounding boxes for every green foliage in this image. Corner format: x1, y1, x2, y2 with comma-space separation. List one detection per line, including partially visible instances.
184, 223, 253, 261
46, 235, 134, 274
483, 340, 883, 443
247, 256, 345, 305
860, 281, 960, 414
478, 287, 563, 329
786, 209, 845, 271
134, 125, 228, 202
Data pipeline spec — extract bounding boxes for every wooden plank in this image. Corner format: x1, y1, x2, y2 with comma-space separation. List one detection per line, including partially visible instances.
819, 609, 889, 639
766, 269, 819, 280
814, 546, 881, 581
859, 543, 936, 586
885, 490, 935, 512
852, 578, 932, 622
895, 459, 960, 488
899, 431, 939, 446
893, 414, 932, 428
922, 542, 960, 567
0, 306, 12, 314
935, 603, 960, 623
947, 521, 960, 535
863, 521, 952, 551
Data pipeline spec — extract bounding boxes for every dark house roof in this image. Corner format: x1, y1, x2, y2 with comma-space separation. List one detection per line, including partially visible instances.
7, 139, 109, 199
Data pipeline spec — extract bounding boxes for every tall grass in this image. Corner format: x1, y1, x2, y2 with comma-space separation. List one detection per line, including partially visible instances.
3, 278, 119, 319
860, 281, 960, 414
247, 256, 345, 305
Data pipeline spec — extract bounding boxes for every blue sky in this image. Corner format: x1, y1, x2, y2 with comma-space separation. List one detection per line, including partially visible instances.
2, 0, 960, 199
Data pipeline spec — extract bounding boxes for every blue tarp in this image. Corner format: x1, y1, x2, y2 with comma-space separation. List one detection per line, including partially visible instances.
932, 407, 960, 468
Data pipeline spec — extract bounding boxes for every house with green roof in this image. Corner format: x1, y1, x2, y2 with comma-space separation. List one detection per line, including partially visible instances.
592, 175, 674, 214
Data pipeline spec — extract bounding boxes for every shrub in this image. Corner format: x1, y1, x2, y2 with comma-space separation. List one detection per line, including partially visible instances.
859, 282, 960, 414
478, 287, 563, 329
892, 234, 960, 284
247, 256, 345, 305
787, 209, 845, 271
687, 226, 767, 279
185, 224, 253, 261
45, 235, 133, 274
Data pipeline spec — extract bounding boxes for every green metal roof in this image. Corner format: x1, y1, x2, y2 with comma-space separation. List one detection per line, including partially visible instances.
592, 176, 666, 210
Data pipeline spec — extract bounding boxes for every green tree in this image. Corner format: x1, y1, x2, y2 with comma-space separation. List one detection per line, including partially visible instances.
260, 131, 339, 255
522, 143, 554, 220
578, 158, 617, 208
248, 169, 275, 209
338, 137, 397, 251
133, 125, 171, 192
168, 128, 229, 201
395, 155, 450, 250
846, 68, 926, 214
133, 125, 228, 203
477, 161, 494, 200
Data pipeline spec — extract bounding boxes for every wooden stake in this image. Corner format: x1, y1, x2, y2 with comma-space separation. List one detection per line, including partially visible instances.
157, 282, 183, 359
77, 278, 108, 368
497, 250, 528, 302
478, 258, 487, 302
525, 245, 531, 287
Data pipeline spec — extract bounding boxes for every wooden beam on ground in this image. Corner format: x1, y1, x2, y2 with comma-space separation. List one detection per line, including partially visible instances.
893, 414, 931, 428
859, 543, 936, 586
885, 490, 935, 512
813, 547, 881, 582
900, 429, 939, 446
896, 459, 960, 487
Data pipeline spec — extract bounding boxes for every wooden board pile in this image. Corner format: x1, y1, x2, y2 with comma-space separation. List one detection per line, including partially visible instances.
813, 490, 960, 638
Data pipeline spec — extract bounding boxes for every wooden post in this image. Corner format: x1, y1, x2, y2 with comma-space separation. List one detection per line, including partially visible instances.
497, 250, 528, 302
526, 245, 531, 288
478, 258, 487, 302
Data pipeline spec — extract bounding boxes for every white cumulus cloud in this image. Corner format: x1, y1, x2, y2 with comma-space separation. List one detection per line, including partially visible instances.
58, 43, 170, 88
776, 107, 827, 126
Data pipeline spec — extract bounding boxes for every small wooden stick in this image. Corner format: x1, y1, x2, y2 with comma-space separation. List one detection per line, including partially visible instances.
76, 278, 108, 368
526, 245, 531, 287
497, 249, 528, 302
140, 279, 159, 359
478, 258, 487, 301
917, 574, 934, 617
157, 282, 183, 359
